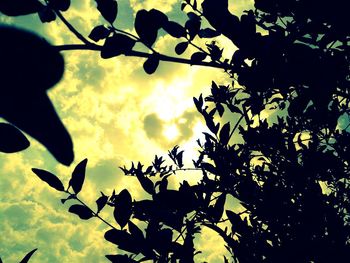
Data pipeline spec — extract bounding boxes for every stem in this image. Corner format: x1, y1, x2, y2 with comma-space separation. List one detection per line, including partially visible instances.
66, 191, 117, 230
54, 44, 231, 70
55, 11, 92, 45
228, 114, 244, 141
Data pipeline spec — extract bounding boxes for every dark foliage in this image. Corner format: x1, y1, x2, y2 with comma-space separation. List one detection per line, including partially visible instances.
1, 0, 350, 262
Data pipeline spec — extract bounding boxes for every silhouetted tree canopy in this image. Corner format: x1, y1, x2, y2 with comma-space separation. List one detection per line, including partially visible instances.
1, 0, 350, 262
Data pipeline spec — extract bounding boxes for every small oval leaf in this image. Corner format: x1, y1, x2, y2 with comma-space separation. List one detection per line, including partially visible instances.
162, 21, 186, 38
89, 25, 110, 42
101, 33, 136, 58
175, 41, 188, 55
143, 55, 159, 75
69, 204, 94, 220
191, 52, 207, 63
32, 168, 65, 191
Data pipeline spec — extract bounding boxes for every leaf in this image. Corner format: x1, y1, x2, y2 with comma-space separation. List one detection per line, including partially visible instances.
69, 204, 94, 220
114, 189, 132, 228
128, 221, 144, 242
137, 175, 155, 195
106, 254, 137, 263
0, 0, 43, 16
19, 248, 38, 263
219, 122, 230, 145
0, 123, 30, 153
38, 6, 56, 23
47, 0, 70, 11
96, 192, 109, 213
198, 28, 220, 38
32, 168, 65, 191
105, 229, 142, 254
89, 25, 110, 42
143, 54, 159, 75
191, 52, 207, 63
162, 21, 186, 38
135, 10, 159, 47
101, 33, 136, 58
96, 0, 118, 24
175, 41, 188, 55
211, 193, 226, 222
69, 158, 88, 194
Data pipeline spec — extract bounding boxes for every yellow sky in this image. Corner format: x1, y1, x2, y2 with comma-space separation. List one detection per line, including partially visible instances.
0, 1, 253, 262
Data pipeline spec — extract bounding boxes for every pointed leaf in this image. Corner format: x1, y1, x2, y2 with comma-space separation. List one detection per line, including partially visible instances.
143, 54, 159, 75
0, 123, 30, 153
137, 175, 155, 195
128, 221, 144, 241
96, 0, 118, 24
175, 41, 188, 55
69, 158, 87, 194
219, 122, 230, 145
19, 248, 38, 263
96, 192, 109, 213
114, 189, 132, 228
211, 193, 226, 222
69, 204, 94, 220
89, 25, 110, 42
32, 168, 65, 191
105, 229, 142, 253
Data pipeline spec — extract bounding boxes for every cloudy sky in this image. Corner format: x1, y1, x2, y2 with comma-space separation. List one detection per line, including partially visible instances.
0, 1, 253, 262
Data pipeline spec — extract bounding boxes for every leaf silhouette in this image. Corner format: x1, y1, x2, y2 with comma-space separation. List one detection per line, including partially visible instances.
96, 0, 118, 24
135, 10, 159, 47
38, 7, 57, 23
47, 0, 70, 11
0, 0, 43, 16
105, 229, 142, 253
143, 54, 159, 75
106, 254, 137, 263
175, 41, 188, 55
198, 28, 220, 38
89, 25, 110, 42
32, 168, 65, 192
19, 248, 37, 263
163, 21, 186, 38
69, 204, 94, 220
114, 189, 132, 228
0, 123, 29, 153
96, 192, 109, 214
69, 158, 88, 194
219, 122, 230, 145
101, 33, 136, 58
0, 26, 73, 165
191, 52, 207, 63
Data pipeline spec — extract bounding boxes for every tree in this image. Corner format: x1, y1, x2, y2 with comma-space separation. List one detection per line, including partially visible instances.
1, 0, 350, 262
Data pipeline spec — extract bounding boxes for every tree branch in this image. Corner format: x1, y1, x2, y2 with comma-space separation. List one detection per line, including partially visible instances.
54, 44, 231, 70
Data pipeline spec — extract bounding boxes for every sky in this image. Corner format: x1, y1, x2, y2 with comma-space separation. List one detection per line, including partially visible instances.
0, 1, 253, 262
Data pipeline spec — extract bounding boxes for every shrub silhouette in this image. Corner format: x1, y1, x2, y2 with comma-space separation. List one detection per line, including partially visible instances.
1, 0, 350, 262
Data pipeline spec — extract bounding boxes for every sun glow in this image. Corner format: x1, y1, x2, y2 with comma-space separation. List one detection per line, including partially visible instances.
163, 124, 180, 141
